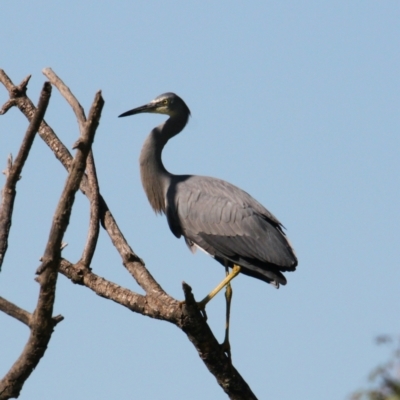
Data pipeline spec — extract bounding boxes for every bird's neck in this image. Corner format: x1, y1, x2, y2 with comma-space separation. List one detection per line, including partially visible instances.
139, 116, 188, 214
139, 124, 171, 214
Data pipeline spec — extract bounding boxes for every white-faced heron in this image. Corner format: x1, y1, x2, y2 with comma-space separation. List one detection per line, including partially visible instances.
119, 92, 297, 355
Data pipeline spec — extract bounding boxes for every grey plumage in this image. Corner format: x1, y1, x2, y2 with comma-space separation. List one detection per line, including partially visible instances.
119, 92, 297, 289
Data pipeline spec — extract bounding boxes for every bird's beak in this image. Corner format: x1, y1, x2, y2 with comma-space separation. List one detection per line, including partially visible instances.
118, 103, 157, 118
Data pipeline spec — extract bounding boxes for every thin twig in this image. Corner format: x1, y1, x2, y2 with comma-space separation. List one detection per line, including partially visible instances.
0, 99, 16, 115
42, 67, 86, 132
80, 151, 100, 267
0, 81, 52, 271
0, 70, 74, 173
0, 296, 31, 327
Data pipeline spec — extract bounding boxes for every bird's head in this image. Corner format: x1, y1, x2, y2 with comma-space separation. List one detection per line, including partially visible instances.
119, 92, 191, 119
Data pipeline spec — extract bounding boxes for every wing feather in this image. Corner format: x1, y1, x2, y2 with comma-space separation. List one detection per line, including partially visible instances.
165, 175, 297, 283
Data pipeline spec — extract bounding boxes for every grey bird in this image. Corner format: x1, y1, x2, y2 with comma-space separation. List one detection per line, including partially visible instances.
119, 92, 297, 353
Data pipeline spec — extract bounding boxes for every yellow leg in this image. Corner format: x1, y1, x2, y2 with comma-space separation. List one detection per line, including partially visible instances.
197, 264, 241, 310
221, 265, 233, 358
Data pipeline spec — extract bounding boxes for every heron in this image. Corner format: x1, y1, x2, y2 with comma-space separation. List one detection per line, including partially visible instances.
119, 92, 297, 354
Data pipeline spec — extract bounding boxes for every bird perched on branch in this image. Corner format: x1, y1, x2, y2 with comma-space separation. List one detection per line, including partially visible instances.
119, 92, 297, 354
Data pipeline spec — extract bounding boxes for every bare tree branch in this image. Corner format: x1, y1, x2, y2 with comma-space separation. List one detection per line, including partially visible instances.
36, 90, 103, 275
0, 297, 31, 327
0, 69, 161, 295
0, 296, 62, 330
80, 151, 100, 268
4, 71, 132, 273
59, 258, 150, 314
42, 68, 100, 269
58, 258, 257, 399
0, 99, 16, 115
0, 70, 74, 174
0, 81, 51, 271
0, 74, 31, 116
180, 284, 257, 400
42, 67, 86, 132
0, 88, 104, 400
0, 71, 258, 400
1, 68, 166, 296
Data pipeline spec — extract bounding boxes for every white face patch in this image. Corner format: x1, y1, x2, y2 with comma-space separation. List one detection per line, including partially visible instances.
149, 100, 171, 115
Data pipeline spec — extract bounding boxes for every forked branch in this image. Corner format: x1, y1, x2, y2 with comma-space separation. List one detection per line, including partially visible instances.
0, 70, 257, 400
0, 82, 103, 400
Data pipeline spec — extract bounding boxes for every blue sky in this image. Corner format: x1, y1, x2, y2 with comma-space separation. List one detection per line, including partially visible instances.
0, 2, 399, 399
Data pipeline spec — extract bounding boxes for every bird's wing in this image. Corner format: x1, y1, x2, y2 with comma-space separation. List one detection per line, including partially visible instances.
165, 176, 296, 269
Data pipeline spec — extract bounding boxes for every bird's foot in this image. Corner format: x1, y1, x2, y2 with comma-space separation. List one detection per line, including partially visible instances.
196, 300, 208, 321
220, 339, 231, 360
179, 300, 208, 321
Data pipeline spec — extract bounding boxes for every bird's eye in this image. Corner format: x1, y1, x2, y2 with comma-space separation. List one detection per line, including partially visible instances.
162, 99, 168, 105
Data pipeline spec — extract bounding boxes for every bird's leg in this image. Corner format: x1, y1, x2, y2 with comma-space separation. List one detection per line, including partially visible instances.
197, 264, 241, 315
221, 264, 233, 358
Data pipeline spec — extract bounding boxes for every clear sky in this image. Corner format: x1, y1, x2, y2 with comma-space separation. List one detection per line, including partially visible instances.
0, 2, 399, 399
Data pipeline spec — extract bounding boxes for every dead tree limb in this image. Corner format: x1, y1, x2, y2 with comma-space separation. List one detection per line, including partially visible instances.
0, 86, 103, 400
0, 70, 257, 400
58, 258, 256, 399
0, 82, 51, 271
42, 68, 100, 269
0, 297, 31, 327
